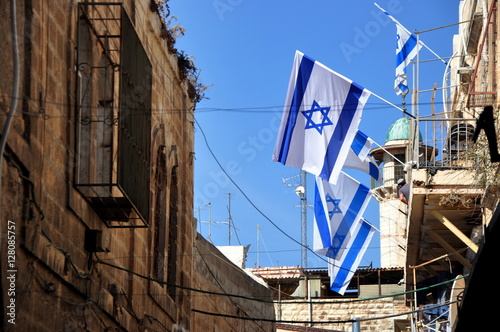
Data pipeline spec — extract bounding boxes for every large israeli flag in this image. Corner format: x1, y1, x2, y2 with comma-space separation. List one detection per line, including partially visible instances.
272, 51, 371, 184
344, 130, 382, 184
313, 173, 372, 260
328, 219, 375, 295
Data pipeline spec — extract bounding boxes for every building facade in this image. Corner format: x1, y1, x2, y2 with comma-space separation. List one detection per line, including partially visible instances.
250, 266, 410, 332
373, 0, 500, 330
192, 236, 276, 331
0, 1, 198, 330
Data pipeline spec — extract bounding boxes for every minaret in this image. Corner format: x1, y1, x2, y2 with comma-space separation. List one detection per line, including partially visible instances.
370, 118, 434, 267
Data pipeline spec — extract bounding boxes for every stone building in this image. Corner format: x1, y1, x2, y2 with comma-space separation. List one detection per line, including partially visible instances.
377, 0, 500, 330
192, 236, 275, 331
250, 266, 409, 332
0, 0, 202, 331
0, 1, 276, 330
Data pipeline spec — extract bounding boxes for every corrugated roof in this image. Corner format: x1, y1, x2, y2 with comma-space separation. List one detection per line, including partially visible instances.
276, 323, 344, 332
247, 266, 304, 279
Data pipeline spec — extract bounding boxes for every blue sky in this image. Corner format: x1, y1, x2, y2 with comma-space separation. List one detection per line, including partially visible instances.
169, 1, 459, 268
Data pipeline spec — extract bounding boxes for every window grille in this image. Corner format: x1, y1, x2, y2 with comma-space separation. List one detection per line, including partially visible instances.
74, 3, 151, 228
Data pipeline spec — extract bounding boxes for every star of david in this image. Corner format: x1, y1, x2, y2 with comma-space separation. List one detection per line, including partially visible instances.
327, 235, 345, 259
301, 100, 333, 134
325, 193, 342, 219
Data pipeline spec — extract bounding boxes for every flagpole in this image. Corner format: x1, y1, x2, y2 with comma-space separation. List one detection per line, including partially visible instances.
370, 139, 406, 166
369, 91, 415, 119
374, 3, 447, 65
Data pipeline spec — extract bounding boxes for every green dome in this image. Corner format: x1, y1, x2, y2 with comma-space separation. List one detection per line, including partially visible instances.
385, 117, 423, 143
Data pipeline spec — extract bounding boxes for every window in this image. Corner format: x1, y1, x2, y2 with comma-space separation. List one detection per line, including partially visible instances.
393, 153, 406, 183
153, 146, 167, 282
74, 3, 150, 228
166, 166, 179, 298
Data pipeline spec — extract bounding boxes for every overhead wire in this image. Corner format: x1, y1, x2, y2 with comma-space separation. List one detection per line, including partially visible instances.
22, 213, 468, 325
95, 244, 469, 305
0, 92, 458, 117
192, 298, 462, 325
194, 116, 344, 270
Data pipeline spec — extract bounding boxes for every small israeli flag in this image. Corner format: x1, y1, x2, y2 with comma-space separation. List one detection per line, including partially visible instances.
375, 3, 422, 95
395, 24, 421, 95
344, 130, 382, 184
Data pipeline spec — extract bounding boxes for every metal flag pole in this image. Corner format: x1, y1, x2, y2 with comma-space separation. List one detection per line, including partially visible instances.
374, 2, 446, 65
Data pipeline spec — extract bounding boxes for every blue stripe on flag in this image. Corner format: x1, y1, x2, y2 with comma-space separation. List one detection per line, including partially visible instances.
369, 161, 380, 182
327, 182, 370, 259
396, 81, 408, 94
351, 130, 369, 157
320, 82, 364, 180
277, 55, 315, 163
330, 220, 372, 292
314, 183, 331, 249
396, 32, 418, 69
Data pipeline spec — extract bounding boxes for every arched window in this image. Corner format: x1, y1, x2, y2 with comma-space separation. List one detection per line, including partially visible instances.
167, 166, 178, 298
153, 146, 167, 281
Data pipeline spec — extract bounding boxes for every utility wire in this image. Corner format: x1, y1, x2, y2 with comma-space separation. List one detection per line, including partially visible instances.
0, 92, 456, 117
96, 251, 468, 305
193, 298, 461, 325
194, 117, 338, 269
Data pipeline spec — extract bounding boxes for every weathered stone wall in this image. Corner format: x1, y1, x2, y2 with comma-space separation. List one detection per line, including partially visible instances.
1, 0, 195, 330
277, 296, 410, 332
192, 234, 276, 332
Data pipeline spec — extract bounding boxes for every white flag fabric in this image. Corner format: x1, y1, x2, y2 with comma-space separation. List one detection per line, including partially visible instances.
313, 173, 372, 260
273, 51, 371, 184
327, 219, 375, 294
344, 130, 382, 183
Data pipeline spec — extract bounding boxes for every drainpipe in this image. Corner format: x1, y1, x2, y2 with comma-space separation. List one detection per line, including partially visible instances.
308, 278, 312, 326
0, 0, 20, 202
352, 318, 360, 332
1, 2, 20, 330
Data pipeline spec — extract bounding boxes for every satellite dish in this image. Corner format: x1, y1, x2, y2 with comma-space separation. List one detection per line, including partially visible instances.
295, 186, 305, 196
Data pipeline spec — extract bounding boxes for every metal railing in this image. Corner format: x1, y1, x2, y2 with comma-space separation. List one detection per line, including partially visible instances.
416, 116, 476, 170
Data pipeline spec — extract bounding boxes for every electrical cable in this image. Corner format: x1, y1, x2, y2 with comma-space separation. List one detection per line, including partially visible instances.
95, 256, 468, 305
194, 242, 269, 331
193, 298, 461, 325
0, 92, 457, 117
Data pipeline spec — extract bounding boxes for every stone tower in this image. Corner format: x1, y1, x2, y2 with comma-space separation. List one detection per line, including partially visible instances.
371, 118, 433, 267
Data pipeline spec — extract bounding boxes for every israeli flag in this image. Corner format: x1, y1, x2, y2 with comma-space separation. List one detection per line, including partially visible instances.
273, 51, 371, 184
375, 3, 422, 95
344, 130, 382, 184
313, 173, 372, 261
328, 219, 375, 295
395, 24, 421, 95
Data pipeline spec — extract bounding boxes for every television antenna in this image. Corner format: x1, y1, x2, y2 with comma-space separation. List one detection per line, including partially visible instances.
283, 171, 309, 268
